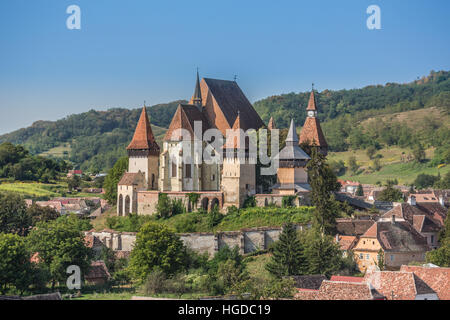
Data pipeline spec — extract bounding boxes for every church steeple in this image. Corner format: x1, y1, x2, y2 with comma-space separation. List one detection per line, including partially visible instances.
299, 87, 328, 155
127, 106, 160, 155
306, 89, 318, 117
193, 69, 202, 107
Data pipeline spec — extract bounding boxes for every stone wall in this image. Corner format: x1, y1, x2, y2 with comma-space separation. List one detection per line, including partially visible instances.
85, 224, 308, 257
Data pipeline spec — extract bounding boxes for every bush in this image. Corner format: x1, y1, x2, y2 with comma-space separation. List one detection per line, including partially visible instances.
243, 196, 256, 208
144, 269, 167, 295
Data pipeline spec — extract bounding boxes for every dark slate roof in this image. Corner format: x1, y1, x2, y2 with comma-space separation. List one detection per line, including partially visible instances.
278, 119, 310, 160
336, 218, 375, 236
289, 275, 327, 290
334, 192, 373, 210
203, 78, 264, 131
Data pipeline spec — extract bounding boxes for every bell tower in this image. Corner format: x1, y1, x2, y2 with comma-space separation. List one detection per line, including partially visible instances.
126, 106, 160, 190
221, 113, 256, 209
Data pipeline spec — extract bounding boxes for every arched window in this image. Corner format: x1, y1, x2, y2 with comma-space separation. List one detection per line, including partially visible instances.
211, 198, 219, 210
125, 195, 131, 215
118, 194, 123, 216
201, 197, 209, 211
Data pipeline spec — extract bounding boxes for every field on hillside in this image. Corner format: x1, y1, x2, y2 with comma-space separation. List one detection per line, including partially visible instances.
328, 146, 449, 185
39, 144, 71, 158
0, 182, 64, 197
0, 181, 101, 198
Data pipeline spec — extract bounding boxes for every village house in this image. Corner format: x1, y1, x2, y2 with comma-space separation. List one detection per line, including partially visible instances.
67, 169, 83, 178
381, 197, 446, 249
352, 216, 429, 271
85, 260, 111, 286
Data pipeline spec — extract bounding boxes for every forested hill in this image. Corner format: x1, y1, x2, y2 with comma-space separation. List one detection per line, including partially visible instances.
0, 70, 449, 173
254, 70, 450, 129
0, 100, 186, 172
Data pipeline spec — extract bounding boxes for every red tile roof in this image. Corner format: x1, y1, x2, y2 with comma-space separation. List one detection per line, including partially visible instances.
268, 117, 276, 130
164, 104, 210, 141
329, 276, 364, 283
335, 235, 358, 251
127, 107, 160, 153
365, 270, 436, 300
306, 90, 317, 111
400, 265, 450, 300
299, 117, 328, 147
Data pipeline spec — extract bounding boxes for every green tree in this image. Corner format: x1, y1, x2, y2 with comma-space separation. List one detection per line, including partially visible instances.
26, 215, 92, 290
156, 193, 172, 219
347, 156, 359, 175
378, 185, 403, 202
356, 184, 364, 196
307, 147, 340, 235
426, 213, 450, 267
103, 156, 128, 204
412, 143, 426, 163
266, 223, 306, 277
414, 173, 440, 190
366, 146, 376, 160
128, 222, 186, 282
27, 204, 60, 226
302, 229, 344, 277
0, 233, 33, 294
0, 192, 31, 236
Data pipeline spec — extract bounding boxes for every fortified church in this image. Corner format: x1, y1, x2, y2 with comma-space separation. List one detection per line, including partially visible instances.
117, 73, 327, 215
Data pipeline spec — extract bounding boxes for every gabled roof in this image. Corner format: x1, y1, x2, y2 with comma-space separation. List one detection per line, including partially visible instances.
194, 78, 264, 132
127, 107, 160, 153
362, 220, 429, 252
85, 260, 111, 280
118, 172, 145, 186
336, 218, 375, 236
299, 117, 328, 147
382, 203, 442, 232
335, 235, 358, 251
164, 104, 210, 141
365, 271, 436, 300
223, 113, 253, 149
400, 265, 450, 300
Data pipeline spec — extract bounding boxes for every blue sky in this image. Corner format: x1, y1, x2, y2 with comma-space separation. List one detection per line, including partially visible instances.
0, 0, 449, 134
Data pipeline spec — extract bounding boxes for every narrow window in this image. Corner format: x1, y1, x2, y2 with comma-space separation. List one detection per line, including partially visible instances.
390, 255, 394, 261
359, 253, 363, 259
366, 254, 370, 260
171, 160, 177, 178
185, 164, 191, 178
211, 174, 215, 181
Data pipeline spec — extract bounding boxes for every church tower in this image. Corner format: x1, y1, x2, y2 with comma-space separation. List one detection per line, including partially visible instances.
126, 106, 160, 190
273, 119, 311, 195
299, 89, 328, 155
221, 113, 256, 209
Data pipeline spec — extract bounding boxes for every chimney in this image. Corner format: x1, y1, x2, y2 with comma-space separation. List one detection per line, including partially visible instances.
391, 215, 395, 224
439, 196, 445, 207
407, 195, 416, 206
